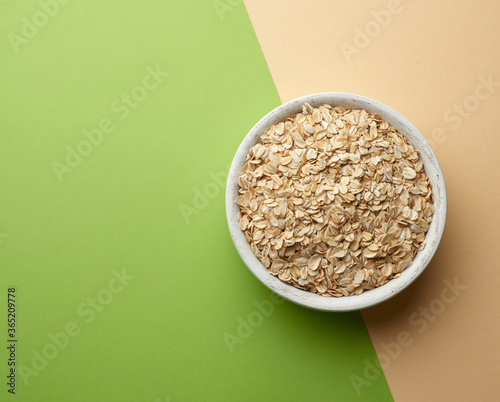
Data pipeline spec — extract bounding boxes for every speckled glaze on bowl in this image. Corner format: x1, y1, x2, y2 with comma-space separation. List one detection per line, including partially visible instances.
226, 93, 447, 312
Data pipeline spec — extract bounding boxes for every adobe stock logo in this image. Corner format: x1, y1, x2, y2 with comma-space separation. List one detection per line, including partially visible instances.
223, 292, 285, 353
350, 277, 467, 395
339, 0, 403, 64
426, 74, 500, 150
213, 0, 243, 21
17, 269, 135, 386
178, 163, 231, 224
7, 0, 72, 54
52, 65, 169, 182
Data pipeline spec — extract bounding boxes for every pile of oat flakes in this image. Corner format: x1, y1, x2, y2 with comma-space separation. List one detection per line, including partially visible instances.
236, 103, 434, 297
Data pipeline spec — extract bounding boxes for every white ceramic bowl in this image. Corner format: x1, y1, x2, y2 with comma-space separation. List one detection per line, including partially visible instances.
226, 93, 447, 312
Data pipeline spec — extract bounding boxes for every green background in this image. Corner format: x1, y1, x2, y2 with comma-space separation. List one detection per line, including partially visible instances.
1, 1, 392, 400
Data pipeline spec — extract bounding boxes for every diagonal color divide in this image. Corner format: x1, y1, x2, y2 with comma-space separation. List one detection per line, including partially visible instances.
244, 0, 500, 401
1, 1, 391, 401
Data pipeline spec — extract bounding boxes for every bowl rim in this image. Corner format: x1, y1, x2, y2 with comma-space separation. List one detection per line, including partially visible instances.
225, 92, 447, 312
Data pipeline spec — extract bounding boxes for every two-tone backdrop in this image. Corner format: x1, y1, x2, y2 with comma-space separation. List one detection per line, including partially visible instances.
2, 1, 499, 401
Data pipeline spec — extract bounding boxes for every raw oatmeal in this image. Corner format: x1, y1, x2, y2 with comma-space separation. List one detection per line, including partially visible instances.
236, 103, 434, 297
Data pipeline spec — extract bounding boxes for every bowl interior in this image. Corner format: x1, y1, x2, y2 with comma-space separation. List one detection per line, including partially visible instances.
226, 93, 446, 311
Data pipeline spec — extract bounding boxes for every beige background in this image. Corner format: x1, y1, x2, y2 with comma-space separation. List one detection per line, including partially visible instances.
244, 1, 500, 400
